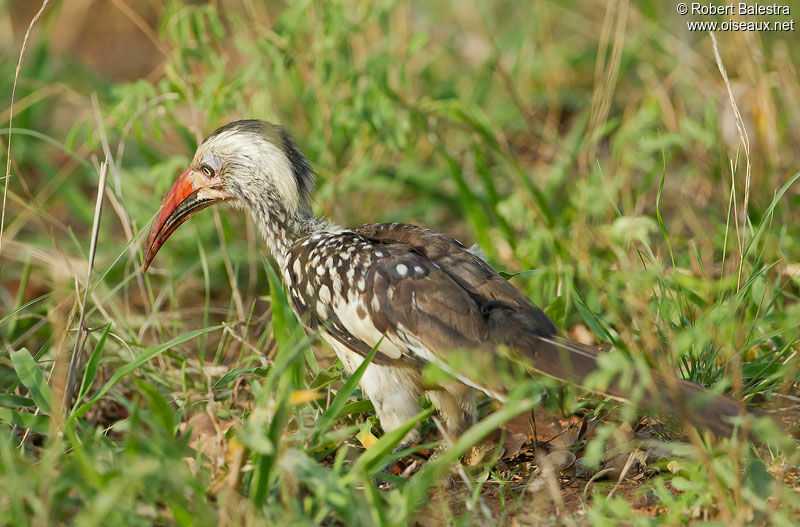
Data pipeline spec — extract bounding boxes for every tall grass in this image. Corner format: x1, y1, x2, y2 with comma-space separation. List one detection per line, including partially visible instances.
1, 1, 799, 524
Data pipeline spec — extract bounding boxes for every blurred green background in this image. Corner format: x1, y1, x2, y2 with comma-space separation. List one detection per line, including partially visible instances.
1, 0, 799, 525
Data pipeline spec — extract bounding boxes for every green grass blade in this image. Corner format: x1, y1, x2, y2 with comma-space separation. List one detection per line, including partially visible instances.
312, 341, 380, 445
0, 408, 50, 434
4, 257, 31, 338
742, 170, 800, 259
263, 256, 310, 385
0, 127, 91, 168
0, 291, 54, 328
70, 324, 227, 420
75, 324, 112, 407
134, 377, 176, 436
10, 348, 53, 415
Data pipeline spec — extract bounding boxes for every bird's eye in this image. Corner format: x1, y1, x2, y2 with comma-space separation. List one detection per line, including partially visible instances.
200, 164, 214, 177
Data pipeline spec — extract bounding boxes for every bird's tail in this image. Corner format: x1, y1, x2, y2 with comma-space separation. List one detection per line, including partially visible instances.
518, 334, 750, 438
469, 305, 753, 437
431, 309, 758, 438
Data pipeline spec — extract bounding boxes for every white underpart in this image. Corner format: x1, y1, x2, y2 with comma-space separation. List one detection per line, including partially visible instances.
324, 337, 421, 439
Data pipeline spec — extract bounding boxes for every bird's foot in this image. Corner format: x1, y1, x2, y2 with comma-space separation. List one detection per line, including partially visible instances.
374, 442, 431, 488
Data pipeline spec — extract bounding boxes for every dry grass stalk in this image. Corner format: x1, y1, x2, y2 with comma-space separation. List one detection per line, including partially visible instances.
63, 155, 108, 412
1, 0, 51, 262
710, 31, 752, 289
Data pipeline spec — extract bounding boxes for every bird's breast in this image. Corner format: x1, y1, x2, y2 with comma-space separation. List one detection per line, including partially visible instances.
283, 231, 411, 363
286, 231, 374, 318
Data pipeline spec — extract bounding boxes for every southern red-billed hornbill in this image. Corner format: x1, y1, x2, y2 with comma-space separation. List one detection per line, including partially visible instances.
143, 119, 750, 443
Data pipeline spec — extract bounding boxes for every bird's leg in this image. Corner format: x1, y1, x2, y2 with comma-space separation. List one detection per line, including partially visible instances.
427, 385, 477, 439
426, 385, 479, 463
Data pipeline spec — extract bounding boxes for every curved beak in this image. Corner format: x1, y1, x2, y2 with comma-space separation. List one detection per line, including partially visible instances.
142, 168, 230, 272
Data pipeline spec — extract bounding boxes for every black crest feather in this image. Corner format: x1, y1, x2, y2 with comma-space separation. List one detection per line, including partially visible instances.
279, 128, 315, 205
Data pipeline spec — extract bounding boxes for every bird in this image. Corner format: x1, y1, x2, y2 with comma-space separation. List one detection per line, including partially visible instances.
142, 119, 752, 445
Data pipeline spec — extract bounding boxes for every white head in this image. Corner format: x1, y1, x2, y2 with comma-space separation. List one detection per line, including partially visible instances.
193, 120, 315, 215
143, 119, 317, 271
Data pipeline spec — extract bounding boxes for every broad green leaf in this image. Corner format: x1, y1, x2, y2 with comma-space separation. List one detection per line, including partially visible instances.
212, 367, 269, 390
337, 400, 374, 417
0, 394, 35, 409
10, 349, 53, 415
308, 364, 342, 390
0, 408, 49, 434
544, 294, 567, 328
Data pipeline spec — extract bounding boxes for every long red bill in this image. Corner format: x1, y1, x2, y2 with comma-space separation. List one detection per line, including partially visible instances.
142, 168, 223, 272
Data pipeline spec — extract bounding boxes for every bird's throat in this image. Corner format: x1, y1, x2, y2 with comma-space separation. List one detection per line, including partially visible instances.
249, 203, 331, 269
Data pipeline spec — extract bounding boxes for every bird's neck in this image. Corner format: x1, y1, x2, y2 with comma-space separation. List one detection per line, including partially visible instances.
250, 203, 331, 269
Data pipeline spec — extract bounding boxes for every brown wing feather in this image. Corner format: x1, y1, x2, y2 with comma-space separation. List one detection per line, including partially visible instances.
353, 223, 753, 437
362, 244, 491, 354
354, 222, 581, 387
355, 223, 557, 335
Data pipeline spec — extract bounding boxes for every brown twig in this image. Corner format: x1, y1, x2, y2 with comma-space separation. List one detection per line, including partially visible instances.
63, 156, 108, 413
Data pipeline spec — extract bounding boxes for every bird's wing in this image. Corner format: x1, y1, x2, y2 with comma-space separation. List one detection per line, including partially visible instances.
354, 224, 633, 389
353, 223, 558, 338
357, 240, 493, 356
289, 223, 601, 392
285, 227, 496, 368
329, 222, 574, 397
